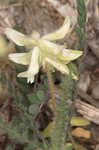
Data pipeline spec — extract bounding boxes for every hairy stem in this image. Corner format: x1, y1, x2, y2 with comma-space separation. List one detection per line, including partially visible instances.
47, 71, 57, 118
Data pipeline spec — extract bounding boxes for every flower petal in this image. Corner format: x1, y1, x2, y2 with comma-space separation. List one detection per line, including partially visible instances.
8, 52, 31, 65
5, 28, 36, 47
57, 49, 83, 61
27, 47, 40, 83
72, 73, 78, 80
18, 71, 35, 83
18, 71, 28, 78
45, 57, 78, 80
45, 57, 70, 74
31, 30, 40, 40
39, 39, 65, 55
42, 16, 70, 41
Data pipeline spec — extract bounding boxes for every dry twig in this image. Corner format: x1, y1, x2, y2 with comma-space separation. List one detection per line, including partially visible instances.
77, 88, 99, 108
76, 99, 99, 125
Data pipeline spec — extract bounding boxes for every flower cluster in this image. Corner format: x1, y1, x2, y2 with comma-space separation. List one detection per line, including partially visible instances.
4, 16, 83, 83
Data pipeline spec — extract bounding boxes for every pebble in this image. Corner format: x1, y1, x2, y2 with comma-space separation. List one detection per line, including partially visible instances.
92, 84, 99, 99
88, 40, 99, 59
95, 144, 99, 150
84, 53, 98, 68
77, 71, 91, 93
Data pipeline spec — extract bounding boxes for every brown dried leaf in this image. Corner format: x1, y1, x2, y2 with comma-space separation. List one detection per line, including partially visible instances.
72, 127, 91, 139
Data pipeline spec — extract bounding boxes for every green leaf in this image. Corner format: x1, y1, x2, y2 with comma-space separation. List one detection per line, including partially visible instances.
28, 104, 39, 115
28, 93, 41, 105
0, 117, 3, 124
5, 144, 14, 150
43, 121, 54, 138
0, 72, 6, 84
14, 91, 27, 105
8, 83, 14, 94
71, 117, 90, 126
64, 143, 73, 150
28, 93, 36, 103
15, 64, 26, 74
68, 62, 78, 76
37, 90, 45, 101
15, 45, 25, 53
16, 77, 28, 94
75, 27, 83, 39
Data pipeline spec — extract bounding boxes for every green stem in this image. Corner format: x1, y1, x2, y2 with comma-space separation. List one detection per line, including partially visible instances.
50, 74, 74, 150
76, 0, 86, 51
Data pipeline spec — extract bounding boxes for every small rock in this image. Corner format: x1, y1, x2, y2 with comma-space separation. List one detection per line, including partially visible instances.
84, 53, 98, 68
92, 84, 99, 99
95, 144, 99, 150
88, 40, 99, 59
77, 71, 91, 93
41, 2, 46, 7
94, 19, 99, 34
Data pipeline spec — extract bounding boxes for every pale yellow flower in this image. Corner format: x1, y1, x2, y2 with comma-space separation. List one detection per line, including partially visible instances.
17, 47, 40, 83
4, 16, 83, 83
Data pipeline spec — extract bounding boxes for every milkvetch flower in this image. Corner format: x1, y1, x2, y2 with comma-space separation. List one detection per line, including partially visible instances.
4, 16, 83, 83
18, 47, 40, 83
